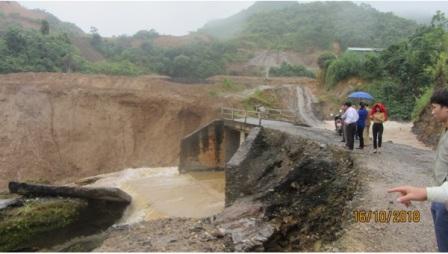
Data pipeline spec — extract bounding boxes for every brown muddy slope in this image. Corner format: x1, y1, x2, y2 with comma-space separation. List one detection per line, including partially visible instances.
413, 103, 444, 148
0, 73, 238, 190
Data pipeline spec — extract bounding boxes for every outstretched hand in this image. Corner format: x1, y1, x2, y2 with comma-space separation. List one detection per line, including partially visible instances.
387, 186, 427, 207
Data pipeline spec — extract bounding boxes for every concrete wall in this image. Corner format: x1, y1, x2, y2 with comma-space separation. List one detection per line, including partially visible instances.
179, 120, 244, 173
225, 127, 263, 206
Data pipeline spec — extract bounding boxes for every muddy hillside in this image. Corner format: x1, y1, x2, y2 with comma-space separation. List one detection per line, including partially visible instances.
0, 73, 318, 190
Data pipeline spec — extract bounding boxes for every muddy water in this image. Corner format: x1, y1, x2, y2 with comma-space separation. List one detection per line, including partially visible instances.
85, 167, 225, 224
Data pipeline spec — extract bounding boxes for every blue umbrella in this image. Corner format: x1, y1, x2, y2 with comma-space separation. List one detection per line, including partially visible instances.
347, 91, 374, 101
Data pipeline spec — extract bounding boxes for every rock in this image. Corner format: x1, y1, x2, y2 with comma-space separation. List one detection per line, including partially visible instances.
209, 228, 225, 238
0, 197, 21, 210
190, 225, 203, 233
9, 181, 131, 203
313, 240, 322, 251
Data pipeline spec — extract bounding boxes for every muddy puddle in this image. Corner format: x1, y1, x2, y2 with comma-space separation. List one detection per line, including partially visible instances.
84, 167, 225, 224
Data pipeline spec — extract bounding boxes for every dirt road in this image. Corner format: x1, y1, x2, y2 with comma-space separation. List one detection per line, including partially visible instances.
295, 85, 322, 127
323, 120, 430, 150
258, 120, 438, 251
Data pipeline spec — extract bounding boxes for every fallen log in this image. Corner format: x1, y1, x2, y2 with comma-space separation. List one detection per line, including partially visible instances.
8, 182, 131, 204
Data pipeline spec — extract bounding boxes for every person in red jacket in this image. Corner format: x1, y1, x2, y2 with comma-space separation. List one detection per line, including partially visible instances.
369, 102, 388, 153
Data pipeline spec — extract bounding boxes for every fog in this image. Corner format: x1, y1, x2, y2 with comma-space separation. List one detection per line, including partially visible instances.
364, 1, 448, 24
19, 1, 448, 37
20, 1, 255, 36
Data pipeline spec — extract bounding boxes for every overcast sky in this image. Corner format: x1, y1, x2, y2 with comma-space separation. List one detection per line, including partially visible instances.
20, 1, 255, 36
19, 1, 448, 37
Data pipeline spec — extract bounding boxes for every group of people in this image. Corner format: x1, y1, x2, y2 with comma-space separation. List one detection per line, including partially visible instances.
340, 101, 388, 152
337, 91, 448, 252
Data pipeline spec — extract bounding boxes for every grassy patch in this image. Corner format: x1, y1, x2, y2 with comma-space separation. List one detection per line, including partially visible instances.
242, 89, 281, 110
0, 198, 87, 251
221, 78, 245, 92
208, 78, 245, 97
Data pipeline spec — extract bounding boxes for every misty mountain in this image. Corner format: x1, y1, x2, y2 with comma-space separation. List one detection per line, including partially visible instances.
200, 1, 420, 51
199, 1, 297, 39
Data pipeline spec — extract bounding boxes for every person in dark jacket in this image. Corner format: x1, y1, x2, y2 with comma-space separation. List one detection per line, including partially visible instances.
356, 102, 368, 149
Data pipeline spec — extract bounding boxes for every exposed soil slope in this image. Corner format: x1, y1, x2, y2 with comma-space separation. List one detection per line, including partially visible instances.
413, 103, 444, 148
0, 73, 235, 190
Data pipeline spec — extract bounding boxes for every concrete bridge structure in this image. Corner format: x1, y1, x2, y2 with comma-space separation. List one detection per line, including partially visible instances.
178, 119, 256, 173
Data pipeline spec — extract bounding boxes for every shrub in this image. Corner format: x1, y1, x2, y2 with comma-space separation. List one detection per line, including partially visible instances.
270, 62, 315, 78
412, 86, 434, 121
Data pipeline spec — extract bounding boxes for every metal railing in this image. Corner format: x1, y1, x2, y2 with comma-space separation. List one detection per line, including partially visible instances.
221, 106, 298, 126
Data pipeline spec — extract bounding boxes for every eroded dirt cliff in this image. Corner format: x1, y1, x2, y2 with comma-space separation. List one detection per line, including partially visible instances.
0, 73, 229, 190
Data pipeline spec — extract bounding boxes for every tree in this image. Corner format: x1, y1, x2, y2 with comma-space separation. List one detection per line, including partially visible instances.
89, 26, 102, 49
317, 52, 337, 70
40, 20, 50, 35
5, 28, 26, 54
171, 54, 192, 78
89, 26, 98, 34
431, 10, 448, 30
62, 53, 74, 73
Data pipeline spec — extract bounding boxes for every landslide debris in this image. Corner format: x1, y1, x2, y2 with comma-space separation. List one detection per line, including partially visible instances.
97, 128, 358, 252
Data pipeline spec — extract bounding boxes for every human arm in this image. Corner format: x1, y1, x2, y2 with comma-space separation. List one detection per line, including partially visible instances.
388, 182, 448, 206
387, 185, 427, 207
427, 182, 448, 203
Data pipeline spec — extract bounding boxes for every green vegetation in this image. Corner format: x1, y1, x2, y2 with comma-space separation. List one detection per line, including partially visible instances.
317, 51, 337, 70
0, 198, 87, 251
242, 89, 281, 110
199, 1, 297, 39
221, 78, 245, 92
206, 1, 419, 51
0, 28, 84, 73
208, 78, 245, 97
0, 1, 442, 86
270, 62, 315, 78
320, 11, 448, 120
0, 1, 428, 81
40, 20, 49, 35
89, 30, 250, 80
412, 86, 434, 121
83, 60, 144, 76
323, 52, 368, 88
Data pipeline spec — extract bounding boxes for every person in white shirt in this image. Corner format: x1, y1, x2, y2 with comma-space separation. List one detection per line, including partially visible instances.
388, 89, 448, 252
341, 102, 359, 150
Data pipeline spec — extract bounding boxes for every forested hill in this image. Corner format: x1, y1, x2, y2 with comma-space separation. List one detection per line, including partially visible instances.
199, 1, 297, 40
0, 1, 426, 80
200, 1, 420, 51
